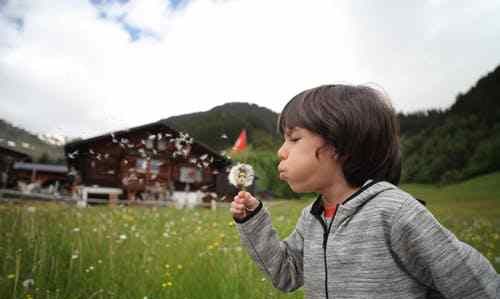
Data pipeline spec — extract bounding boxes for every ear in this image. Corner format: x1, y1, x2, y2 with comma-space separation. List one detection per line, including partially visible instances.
328, 145, 339, 160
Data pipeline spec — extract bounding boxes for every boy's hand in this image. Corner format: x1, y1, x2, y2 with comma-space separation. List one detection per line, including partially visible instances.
230, 191, 259, 220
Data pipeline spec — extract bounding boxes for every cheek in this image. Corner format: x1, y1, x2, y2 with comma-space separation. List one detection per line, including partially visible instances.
287, 160, 322, 186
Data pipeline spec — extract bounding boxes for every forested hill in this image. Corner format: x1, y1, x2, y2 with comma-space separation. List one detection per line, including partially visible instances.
401, 64, 500, 184
162, 102, 281, 151
449, 65, 500, 125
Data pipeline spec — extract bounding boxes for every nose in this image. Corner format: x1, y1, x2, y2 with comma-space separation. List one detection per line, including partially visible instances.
277, 143, 287, 161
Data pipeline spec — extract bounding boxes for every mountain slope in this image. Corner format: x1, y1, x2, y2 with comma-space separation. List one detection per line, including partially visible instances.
0, 119, 64, 162
162, 102, 281, 151
401, 64, 500, 183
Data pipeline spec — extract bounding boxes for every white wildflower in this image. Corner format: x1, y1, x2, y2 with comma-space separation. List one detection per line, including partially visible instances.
228, 163, 255, 188
22, 278, 34, 289
119, 234, 127, 240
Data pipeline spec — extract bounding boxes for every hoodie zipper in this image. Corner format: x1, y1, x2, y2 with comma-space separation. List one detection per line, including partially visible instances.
310, 181, 379, 299
318, 204, 338, 299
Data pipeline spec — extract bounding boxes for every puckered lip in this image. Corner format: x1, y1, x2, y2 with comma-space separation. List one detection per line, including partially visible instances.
278, 166, 287, 180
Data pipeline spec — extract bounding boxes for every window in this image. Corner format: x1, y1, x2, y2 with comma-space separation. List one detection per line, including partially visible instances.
135, 159, 162, 174
136, 159, 148, 173
179, 166, 202, 183
151, 160, 162, 173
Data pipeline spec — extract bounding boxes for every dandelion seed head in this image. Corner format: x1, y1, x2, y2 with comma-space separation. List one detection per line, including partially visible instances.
228, 163, 255, 188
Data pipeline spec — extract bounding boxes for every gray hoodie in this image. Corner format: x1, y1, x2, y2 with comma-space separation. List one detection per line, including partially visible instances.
236, 181, 499, 299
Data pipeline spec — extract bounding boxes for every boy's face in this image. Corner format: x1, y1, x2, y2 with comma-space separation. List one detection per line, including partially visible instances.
277, 127, 340, 194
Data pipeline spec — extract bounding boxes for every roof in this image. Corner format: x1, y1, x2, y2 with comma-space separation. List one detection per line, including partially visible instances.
0, 144, 32, 160
13, 162, 68, 173
64, 120, 231, 167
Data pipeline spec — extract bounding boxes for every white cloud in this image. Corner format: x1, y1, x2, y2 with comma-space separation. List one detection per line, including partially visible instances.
1, 0, 500, 139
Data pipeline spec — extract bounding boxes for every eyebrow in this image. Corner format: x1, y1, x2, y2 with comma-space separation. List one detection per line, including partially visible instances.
284, 127, 299, 136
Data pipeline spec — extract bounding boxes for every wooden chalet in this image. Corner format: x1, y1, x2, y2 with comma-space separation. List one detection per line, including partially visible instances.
64, 121, 237, 201
0, 144, 32, 188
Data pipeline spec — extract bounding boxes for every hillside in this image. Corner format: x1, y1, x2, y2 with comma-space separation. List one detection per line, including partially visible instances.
162, 102, 281, 151
401, 64, 500, 184
0, 119, 64, 162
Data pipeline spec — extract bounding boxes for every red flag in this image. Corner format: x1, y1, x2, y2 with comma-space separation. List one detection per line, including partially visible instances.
232, 129, 247, 152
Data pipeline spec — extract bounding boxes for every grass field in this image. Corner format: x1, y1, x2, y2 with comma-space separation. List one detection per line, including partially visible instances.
1, 172, 499, 299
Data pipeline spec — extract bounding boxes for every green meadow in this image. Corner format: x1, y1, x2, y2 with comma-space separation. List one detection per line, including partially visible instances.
1, 172, 499, 299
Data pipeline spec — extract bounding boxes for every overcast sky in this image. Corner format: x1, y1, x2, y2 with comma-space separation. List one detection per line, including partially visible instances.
1, 0, 500, 139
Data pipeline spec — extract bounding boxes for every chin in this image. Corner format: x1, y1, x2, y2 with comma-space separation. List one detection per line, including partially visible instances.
289, 183, 308, 193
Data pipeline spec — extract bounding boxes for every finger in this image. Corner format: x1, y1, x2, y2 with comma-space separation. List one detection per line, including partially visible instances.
233, 195, 244, 204
230, 206, 246, 218
231, 202, 246, 211
235, 191, 249, 199
238, 191, 253, 204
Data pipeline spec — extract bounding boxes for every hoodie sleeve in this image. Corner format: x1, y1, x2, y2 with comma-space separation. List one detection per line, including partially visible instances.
236, 205, 306, 292
390, 198, 499, 299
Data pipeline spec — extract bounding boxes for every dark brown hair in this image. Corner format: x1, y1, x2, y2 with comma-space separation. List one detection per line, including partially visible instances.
278, 84, 401, 187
